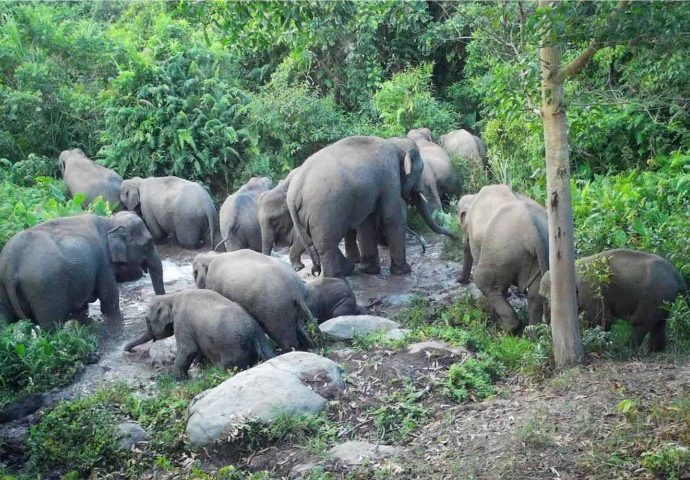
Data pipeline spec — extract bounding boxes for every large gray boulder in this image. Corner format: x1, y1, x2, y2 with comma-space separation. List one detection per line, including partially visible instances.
186, 352, 345, 446
319, 315, 401, 340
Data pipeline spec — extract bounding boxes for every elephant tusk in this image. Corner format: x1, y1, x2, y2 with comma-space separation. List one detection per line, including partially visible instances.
419, 192, 428, 203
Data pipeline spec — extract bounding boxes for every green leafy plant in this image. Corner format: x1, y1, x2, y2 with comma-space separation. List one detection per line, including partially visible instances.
444, 356, 502, 402
371, 385, 430, 442
640, 444, 690, 480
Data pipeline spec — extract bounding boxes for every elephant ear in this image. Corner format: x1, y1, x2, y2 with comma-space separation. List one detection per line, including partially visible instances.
401, 148, 424, 200
107, 225, 128, 264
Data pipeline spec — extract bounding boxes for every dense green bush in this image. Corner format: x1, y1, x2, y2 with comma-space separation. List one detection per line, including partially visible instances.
0, 320, 99, 407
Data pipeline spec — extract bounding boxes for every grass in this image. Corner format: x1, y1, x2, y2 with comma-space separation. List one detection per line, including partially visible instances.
0, 320, 99, 409
371, 384, 430, 443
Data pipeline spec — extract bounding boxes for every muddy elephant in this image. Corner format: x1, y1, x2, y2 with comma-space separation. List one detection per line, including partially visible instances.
287, 136, 457, 278
306, 277, 360, 323
439, 129, 488, 169
217, 176, 273, 253
458, 184, 548, 332
123, 289, 275, 378
0, 212, 165, 327
407, 128, 433, 143
539, 249, 688, 351
58, 148, 122, 207
120, 176, 218, 249
193, 250, 318, 351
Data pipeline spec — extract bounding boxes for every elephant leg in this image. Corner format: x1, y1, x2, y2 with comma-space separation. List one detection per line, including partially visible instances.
526, 278, 545, 325
474, 267, 520, 333
175, 217, 204, 248
380, 200, 410, 275
173, 347, 197, 379
321, 247, 354, 278
96, 271, 122, 324
142, 213, 166, 243
345, 229, 361, 263
356, 216, 380, 274
289, 240, 306, 272
648, 318, 667, 352
457, 239, 473, 284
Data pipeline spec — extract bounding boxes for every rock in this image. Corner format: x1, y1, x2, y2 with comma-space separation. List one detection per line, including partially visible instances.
319, 315, 401, 340
383, 328, 410, 341
116, 422, 150, 450
406, 340, 467, 357
0, 393, 44, 424
290, 461, 320, 479
328, 440, 403, 466
186, 352, 345, 447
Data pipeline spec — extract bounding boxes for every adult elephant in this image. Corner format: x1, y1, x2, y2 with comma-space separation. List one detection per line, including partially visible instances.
192, 250, 318, 351
0, 212, 165, 328
120, 176, 218, 249
439, 129, 488, 169
287, 136, 457, 278
539, 249, 687, 351
58, 148, 122, 207
457, 184, 547, 332
415, 139, 460, 205
218, 176, 273, 252
407, 127, 433, 143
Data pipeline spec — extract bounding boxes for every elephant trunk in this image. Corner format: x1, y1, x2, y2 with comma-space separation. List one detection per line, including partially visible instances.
124, 331, 152, 352
414, 193, 459, 240
145, 248, 165, 295
261, 225, 275, 256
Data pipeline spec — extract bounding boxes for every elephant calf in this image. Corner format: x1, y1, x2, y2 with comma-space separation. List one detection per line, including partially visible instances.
539, 249, 688, 351
306, 277, 360, 323
59, 148, 122, 207
458, 184, 548, 332
124, 289, 275, 378
439, 129, 488, 169
120, 176, 218, 249
218, 176, 273, 252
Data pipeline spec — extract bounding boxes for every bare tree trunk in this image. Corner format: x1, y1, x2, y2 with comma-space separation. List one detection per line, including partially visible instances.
539, 4, 584, 368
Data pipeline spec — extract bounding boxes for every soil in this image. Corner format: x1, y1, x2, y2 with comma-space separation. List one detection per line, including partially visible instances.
2, 234, 689, 479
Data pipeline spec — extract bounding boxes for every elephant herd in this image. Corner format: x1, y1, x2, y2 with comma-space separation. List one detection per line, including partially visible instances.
0, 127, 687, 379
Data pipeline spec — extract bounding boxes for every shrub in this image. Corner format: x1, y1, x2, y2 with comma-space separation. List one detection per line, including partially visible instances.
639, 444, 690, 480
444, 356, 502, 402
0, 320, 98, 408
371, 385, 430, 442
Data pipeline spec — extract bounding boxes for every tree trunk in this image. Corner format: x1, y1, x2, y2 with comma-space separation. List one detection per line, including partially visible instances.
539, 6, 584, 368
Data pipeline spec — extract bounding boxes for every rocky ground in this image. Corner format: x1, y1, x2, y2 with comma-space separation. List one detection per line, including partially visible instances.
1, 234, 689, 479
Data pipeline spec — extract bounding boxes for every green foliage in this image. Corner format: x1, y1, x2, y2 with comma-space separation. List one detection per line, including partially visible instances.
371, 385, 429, 442
640, 445, 690, 480
667, 296, 690, 355
0, 320, 98, 408
444, 357, 501, 402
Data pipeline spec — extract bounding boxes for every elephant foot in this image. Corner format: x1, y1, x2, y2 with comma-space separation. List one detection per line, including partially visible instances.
457, 273, 471, 284
360, 263, 381, 275
502, 319, 522, 335
292, 261, 305, 272
341, 258, 355, 277
390, 262, 412, 275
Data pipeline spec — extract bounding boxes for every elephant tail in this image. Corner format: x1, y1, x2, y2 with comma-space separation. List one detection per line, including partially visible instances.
254, 333, 276, 361
7, 275, 28, 320
206, 204, 218, 249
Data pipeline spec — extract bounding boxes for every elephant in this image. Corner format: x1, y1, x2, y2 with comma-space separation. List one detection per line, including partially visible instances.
0, 211, 165, 328
58, 148, 122, 207
120, 176, 218, 249
439, 129, 488, 169
306, 277, 360, 323
407, 128, 433, 143
539, 249, 688, 351
123, 289, 275, 378
457, 184, 548, 332
287, 136, 457, 278
415, 139, 461, 205
218, 176, 273, 252
192, 249, 318, 351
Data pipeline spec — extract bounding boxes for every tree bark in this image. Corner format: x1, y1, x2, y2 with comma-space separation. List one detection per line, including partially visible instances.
539, 0, 584, 368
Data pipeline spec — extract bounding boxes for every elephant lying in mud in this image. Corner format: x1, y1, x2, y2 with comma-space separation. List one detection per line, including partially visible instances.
439, 129, 488, 169
59, 148, 122, 207
458, 184, 548, 332
193, 250, 359, 349
124, 289, 275, 378
539, 249, 688, 351
120, 176, 218, 249
287, 136, 457, 278
218, 176, 273, 252
0, 212, 165, 327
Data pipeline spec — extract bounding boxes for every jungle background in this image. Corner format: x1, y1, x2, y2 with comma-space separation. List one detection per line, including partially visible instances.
1, 1, 689, 479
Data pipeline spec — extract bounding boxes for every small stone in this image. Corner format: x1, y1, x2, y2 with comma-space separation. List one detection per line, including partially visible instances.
383, 328, 410, 341
328, 440, 403, 466
116, 422, 150, 450
290, 461, 320, 479
406, 340, 467, 357
319, 315, 401, 340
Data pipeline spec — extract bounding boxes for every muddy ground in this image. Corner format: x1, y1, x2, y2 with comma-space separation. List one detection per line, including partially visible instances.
2, 234, 689, 479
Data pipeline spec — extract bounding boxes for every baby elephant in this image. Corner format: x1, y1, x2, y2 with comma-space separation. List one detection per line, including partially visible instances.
306, 277, 360, 323
539, 249, 687, 351
124, 289, 275, 378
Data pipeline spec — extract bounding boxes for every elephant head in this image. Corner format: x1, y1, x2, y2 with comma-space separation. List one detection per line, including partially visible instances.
120, 177, 143, 211
258, 180, 293, 256
457, 194, 476, 234
105, 211, 165, 295
407, 128, 433, 143
192, 252, 218, 289
388, 138, 458, 240
146, 296, 174, 340
58, 148, 85, 177
244, 176, 273, 193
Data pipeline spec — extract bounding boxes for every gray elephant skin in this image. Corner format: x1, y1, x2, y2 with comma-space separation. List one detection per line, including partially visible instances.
406, 127, 433, 143
439, 129, 488, 168
193, 250, 317, 351
120, 176, 218, 248
287, 136, 457, 278
539, 249, 688, 351
306, 277, 360, 323
0, 212, 165, 327
218, 176, 273, 252
124, 289, 275, 378
59, 148, 122, 207
458, 184, 548, 332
